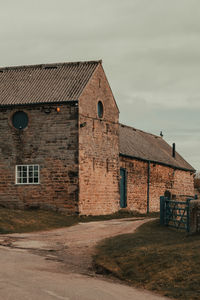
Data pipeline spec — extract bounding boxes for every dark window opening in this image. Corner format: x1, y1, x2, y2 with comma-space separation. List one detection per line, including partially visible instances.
12, 111, 28, 129
97, 101, 103, 118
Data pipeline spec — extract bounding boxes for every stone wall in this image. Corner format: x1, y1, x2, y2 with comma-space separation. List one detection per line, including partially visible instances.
189, 200, 200, 233
0, 102, 79, 214
120, 155, 194, 213
78, 63, 120, 215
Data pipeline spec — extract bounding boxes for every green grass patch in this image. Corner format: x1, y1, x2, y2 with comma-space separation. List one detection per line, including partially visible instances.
94, 219, 200, 300
0, 208, 157, 234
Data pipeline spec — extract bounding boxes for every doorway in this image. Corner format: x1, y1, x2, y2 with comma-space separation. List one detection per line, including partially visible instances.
120, 168, 127, 208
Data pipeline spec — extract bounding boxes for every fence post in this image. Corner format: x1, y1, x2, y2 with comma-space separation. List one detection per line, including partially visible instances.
160, 196, 165, 225
186, 198, 191, 233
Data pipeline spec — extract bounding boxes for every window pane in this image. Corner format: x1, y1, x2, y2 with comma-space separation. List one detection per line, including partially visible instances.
34, 176, 38, 183
22, 166, 27, 179
29, 168, 33, 178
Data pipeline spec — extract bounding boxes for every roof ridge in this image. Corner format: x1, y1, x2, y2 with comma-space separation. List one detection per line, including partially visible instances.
119, 123, 161, 139
0, 59, 102, 72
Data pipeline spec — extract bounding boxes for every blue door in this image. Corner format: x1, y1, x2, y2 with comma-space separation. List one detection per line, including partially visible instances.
120, 168, 127, 208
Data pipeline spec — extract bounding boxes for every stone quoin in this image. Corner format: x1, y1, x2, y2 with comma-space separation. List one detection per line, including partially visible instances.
0, 60, 195, 215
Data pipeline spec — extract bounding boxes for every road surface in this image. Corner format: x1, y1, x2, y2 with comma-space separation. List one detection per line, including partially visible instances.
0, 218, 169, 300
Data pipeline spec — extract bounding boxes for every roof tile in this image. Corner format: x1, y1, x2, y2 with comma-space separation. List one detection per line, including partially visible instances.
0, 60, 100, 106
119, 124, 195, 171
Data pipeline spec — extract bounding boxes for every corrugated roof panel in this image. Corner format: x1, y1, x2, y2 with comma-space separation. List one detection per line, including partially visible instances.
119, 124, 195, 171
0, 60, 100, 106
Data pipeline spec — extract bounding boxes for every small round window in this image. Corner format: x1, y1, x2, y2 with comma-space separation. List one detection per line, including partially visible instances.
12, 111, 28, 129
97, 101, 103, 118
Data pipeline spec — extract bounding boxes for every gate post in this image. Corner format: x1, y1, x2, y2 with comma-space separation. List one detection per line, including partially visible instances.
186, 198, 191, 233
160, 196, 165, 225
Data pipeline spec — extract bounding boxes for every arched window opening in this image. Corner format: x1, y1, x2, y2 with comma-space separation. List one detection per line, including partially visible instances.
97, 101, 103, 118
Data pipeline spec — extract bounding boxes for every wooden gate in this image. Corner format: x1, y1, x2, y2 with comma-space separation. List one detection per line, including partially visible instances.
160, 196, 191, 232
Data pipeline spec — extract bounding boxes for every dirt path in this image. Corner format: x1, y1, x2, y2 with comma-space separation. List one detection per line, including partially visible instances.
0, 218, 169, 299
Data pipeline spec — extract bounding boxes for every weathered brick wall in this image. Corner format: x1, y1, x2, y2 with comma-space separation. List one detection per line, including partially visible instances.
172, 169, 195, 198
149, 164, 174, 211
78, 64, 120, 215
120, 157, 148, 212
120, 156, 194, 213
0, 102, 79, 214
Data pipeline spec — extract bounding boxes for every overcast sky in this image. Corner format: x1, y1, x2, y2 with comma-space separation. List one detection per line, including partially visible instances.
1, 0, 199, 170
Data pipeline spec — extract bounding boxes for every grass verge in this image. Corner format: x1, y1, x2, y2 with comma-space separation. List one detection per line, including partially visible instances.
79, 209, 159, 222
0, 208, 79, 234
0, 208, 157, 234
93, 219, 200, 300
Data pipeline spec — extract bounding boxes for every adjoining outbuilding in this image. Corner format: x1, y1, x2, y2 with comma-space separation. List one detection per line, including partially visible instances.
0, 60, 195, 215
119, 124, 195, 213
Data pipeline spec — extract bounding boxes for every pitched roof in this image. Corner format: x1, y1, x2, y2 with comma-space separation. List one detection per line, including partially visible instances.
0, 60, 101, 106
119, 124, 195, 171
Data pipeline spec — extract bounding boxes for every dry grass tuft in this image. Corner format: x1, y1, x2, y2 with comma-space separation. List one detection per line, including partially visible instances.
0, 208, 78, 233
94, 219, 200, 300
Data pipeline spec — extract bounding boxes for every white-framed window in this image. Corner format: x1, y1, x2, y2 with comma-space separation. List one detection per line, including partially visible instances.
15, 165, 40, 184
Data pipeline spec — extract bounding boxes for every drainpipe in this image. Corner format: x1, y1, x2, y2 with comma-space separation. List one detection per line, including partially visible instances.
147, 161, 150, 214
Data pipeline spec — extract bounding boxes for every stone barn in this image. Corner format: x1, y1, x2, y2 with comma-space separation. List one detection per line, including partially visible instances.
0, 60, 195, 215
